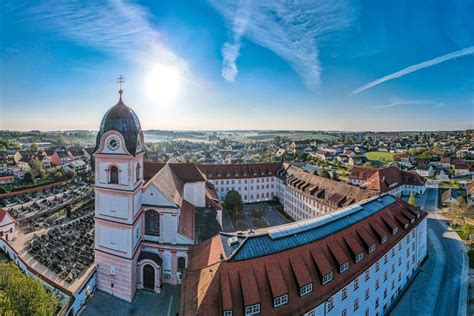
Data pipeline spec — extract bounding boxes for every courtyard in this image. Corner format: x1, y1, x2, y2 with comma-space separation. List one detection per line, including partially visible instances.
81, 285, 181, 316
223, 201, 291, 232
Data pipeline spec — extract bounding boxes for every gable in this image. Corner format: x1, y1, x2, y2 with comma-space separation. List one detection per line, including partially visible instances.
142, 184, 177, 208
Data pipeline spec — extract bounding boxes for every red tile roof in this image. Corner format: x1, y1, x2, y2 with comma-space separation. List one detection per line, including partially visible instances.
350, 166, 425, 193
285, 166, 374, 208
198, 163, 282, 179
178, 200, 195, 240
181, 197, 427, 316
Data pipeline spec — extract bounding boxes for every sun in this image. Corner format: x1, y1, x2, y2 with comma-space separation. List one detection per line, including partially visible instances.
145, 64, 180, 104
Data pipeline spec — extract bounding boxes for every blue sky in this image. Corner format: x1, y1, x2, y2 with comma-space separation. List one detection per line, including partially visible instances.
0, 0, 473, 131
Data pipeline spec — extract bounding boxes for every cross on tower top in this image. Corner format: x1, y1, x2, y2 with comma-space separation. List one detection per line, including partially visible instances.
117, 75, 125, 99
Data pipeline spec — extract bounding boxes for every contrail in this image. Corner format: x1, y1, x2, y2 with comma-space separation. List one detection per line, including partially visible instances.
351, 46, 474, 95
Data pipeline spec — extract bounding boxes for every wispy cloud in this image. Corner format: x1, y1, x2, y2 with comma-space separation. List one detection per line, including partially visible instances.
369, 99, 444, 109
3, 0, 185, 69
209, 0, 356, 90
352, 46, 474, 95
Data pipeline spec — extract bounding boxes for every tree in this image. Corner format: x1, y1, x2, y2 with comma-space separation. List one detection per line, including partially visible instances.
30, 143, 38, 152
54, 171, 64, 181
408, 193, 417, 206
0, 186, 6, 193
0, 262, 59, 315
319, 170, 330, 179
24, 171, 34, 184
223, 190, 243, 218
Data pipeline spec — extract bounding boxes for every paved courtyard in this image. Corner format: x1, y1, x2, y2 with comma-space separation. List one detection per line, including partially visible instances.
225, 202, 290, 232
80, 284, 181, 316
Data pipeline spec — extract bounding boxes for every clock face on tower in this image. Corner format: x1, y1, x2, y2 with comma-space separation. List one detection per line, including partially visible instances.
107, 136, 120, 151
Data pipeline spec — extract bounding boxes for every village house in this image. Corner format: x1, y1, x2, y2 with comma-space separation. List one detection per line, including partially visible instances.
0, 208, 16, 241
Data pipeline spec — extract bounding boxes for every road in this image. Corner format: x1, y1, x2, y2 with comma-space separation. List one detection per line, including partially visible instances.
392, 188, 468, 316
428, 215, 468, 316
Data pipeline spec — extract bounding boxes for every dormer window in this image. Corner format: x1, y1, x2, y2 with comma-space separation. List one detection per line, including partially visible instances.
223, 311, 233, 316
381, 235, 388, 244
355, 252, 364, 263
245, 304, 260, 315
322, 272, 333, 285
392, 227, 399, 235
273, 294, 288, 308
340, 261, 349, 273
368, 244, 376, 254
299, 283, 313, 296
109, 166, 119, 184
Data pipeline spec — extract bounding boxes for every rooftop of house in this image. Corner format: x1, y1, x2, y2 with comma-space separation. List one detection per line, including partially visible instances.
350, 166, 425, 193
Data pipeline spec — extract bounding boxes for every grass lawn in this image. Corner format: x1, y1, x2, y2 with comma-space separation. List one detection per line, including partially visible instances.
438, 181, 462, 189
364, 151, 396, 163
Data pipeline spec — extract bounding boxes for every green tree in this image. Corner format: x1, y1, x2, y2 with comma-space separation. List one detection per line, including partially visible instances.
0, 262, 59, 315
408, 193, 417, 206
223, 189, 243, 218
0, 186, 6, 193
54, 171, 64, 181
319, 170, 330, 179
30, 143, 38, 152
24, 171, 34, 184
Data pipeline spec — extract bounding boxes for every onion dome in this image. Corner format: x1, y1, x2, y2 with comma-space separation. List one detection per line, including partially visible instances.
94, 90, 141, 155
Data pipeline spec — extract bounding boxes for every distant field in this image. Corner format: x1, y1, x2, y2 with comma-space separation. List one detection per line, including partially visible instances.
240, 132, 338, 142
364, 151, 395, 162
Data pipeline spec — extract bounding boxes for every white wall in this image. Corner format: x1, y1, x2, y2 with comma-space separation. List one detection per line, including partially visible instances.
183, 182, 206, 207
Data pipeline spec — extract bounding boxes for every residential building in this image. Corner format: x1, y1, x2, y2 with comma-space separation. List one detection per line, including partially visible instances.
0, 209, 16, 241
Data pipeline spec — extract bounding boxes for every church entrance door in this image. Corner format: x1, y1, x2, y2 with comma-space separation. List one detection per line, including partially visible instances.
143, 264, 155, 290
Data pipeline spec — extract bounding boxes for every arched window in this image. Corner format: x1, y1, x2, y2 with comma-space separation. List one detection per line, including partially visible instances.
109, 166, 119, 184
136, 163, 141, 181
145, 210, 160, 236
178, 257, 186, 273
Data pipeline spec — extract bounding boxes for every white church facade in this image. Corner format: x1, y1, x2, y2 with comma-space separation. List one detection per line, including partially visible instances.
93, 91, 223, 302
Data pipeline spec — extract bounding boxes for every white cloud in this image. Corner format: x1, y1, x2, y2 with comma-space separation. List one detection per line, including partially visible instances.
369, 99, 444, 109
6, 0, 186, 72
209, 0, 356, 90
352, 46, 474, 95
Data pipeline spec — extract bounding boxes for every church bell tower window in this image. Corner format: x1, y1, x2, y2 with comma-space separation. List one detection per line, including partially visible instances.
109, 166, 119, 184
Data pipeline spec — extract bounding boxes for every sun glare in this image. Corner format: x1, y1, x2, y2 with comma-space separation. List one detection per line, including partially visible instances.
145, 64, 180, 104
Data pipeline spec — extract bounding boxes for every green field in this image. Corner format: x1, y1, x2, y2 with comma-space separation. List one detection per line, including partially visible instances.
240, 132, 339, 142
364, 151, 396, 163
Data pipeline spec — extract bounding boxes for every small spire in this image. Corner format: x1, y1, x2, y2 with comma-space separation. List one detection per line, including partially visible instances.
117, 75, 125, 100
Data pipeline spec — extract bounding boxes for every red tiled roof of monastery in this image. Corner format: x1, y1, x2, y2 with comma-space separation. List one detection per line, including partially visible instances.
197, 163, 282, 180
178, 200, 195, 240
180, 197, 427, 316
285, 166, 375, 208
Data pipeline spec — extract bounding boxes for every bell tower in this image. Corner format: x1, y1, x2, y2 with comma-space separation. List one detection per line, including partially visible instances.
93, 78, 145, 302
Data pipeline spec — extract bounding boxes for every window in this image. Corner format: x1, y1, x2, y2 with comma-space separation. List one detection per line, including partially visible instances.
375, 298, 379, 308
365, 270, 370, 281
369, 244, 376, 253
391, 249, 395, 257
224, 311, 233, 316
391, 264, 395, 273
355, 252, 364, 263
375, 279, 380, 289
136, 163, 141, 181
300, 283, 313, 296
327, 296, 334, 312
375, 261, 380, 271
392, 227, 399, 235
273, 294, 288, 308
178, 257, 186, 274
382, 235, 388, 244
354, 278, 359, 290
398, 257, 402, 266
398, 242, 402, 251
384, 289, 387, 298
340, 261, 349, 273
365, 289, 370, 300
109, 165, 119, 184
391, 280, 395, 289
322, 272, 333, 285
145, 210, 160, 236
384, 254, 388, 264
353, 298, 359, 311
384, 271, 388, 281
245, 304, 260, 315
342, 308, 347, 316
342, 287, 348, 300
